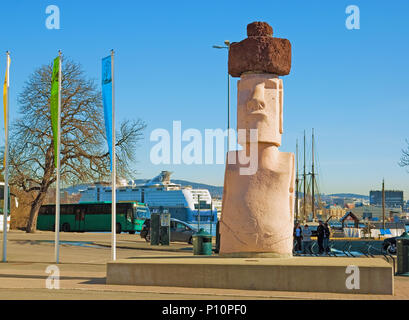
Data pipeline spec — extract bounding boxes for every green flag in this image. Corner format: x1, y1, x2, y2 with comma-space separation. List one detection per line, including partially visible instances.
50, 56, 60, 167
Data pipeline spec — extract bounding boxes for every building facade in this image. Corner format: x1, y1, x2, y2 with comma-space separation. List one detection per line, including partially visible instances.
369, 190, 404, 208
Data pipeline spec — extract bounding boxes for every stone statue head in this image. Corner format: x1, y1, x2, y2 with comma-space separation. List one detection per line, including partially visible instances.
237, 73, 283, 146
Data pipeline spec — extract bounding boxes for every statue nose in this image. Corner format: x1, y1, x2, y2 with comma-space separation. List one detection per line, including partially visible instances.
247, 84, 265, 112
247, 98, 265, 112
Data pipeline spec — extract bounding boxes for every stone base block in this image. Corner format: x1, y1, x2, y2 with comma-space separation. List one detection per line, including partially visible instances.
106, 256, 393, 295
219, 252, 293, 258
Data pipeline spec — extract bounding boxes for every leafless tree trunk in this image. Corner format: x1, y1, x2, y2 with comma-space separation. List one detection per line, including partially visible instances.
399, 139, 409, 170
7, 57, 146, 233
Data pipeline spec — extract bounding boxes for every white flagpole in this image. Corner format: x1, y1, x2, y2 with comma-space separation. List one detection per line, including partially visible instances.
2, 51, 10, 263
111, 49, 116, 261
55, 51, 62, 264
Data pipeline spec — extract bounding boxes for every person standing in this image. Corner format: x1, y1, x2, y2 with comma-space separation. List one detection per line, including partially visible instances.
323, 222, 331, 254
302, 224, 312, 254
293, 223, 303, 253
316, 220, 325, 255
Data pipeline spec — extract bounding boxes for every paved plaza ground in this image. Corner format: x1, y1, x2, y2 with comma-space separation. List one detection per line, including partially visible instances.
0, 230, 408, 300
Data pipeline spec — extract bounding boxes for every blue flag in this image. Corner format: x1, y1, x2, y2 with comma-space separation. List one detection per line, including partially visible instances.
102, 55, 113, 171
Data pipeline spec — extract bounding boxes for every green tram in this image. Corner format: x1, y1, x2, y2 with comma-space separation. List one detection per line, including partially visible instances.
37, 201, 150, 234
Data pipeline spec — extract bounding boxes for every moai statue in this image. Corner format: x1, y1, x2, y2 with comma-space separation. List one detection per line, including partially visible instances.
219, 22, 295, 257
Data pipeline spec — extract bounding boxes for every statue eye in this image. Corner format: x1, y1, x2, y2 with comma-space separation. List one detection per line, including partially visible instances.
264, 81, 277, 89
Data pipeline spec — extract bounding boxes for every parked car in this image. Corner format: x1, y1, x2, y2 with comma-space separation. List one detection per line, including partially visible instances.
140, 218, 197, 244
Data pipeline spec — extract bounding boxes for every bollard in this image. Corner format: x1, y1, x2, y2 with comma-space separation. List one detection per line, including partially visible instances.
159, 213, 170, 245
215, 220, 220, 254
150, 213, 160, 246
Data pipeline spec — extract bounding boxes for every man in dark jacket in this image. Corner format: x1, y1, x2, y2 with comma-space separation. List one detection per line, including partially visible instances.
323, 222, 331, 254
316, 220, 325, 254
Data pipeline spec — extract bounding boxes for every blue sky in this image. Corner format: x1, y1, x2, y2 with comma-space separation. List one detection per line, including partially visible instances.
0, 0, 408, 197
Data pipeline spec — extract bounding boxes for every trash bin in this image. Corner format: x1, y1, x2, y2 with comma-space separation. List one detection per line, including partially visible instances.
397, 232, 409, 276
193, 228, 213, 255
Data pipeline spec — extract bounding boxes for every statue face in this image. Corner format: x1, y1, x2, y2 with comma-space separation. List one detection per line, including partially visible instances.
237, 74, 283, 146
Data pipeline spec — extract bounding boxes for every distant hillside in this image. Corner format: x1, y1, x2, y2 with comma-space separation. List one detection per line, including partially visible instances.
328, 193, 369, 200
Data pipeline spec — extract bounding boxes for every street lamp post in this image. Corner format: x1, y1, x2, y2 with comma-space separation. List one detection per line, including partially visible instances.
212, 40, 231, 151
197, 194, 201, 231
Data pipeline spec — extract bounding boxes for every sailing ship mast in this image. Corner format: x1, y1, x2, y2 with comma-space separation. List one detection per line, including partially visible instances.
296, 128, 322, 222
382, 179, 385, 229
312, 128, 315, 221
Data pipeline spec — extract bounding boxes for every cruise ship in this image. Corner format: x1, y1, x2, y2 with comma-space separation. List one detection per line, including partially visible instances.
79, 171, 218, 223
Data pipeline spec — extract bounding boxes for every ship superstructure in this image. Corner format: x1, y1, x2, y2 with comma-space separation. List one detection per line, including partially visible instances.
79, 171, 217, 223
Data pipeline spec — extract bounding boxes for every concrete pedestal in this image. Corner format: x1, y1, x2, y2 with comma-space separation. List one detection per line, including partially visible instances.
106, 256, 393, 295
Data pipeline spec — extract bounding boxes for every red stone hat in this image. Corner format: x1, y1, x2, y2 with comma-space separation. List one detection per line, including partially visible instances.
228, 22, 291, 77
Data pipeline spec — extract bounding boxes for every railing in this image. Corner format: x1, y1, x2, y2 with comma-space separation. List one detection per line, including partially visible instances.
384, 255, 396, 275
367, 243, 396, 274
293, 239, 396, 262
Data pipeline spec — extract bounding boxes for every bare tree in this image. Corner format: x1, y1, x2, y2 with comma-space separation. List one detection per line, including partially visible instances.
399, 139, 409, 170
8, 57, 146, 233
